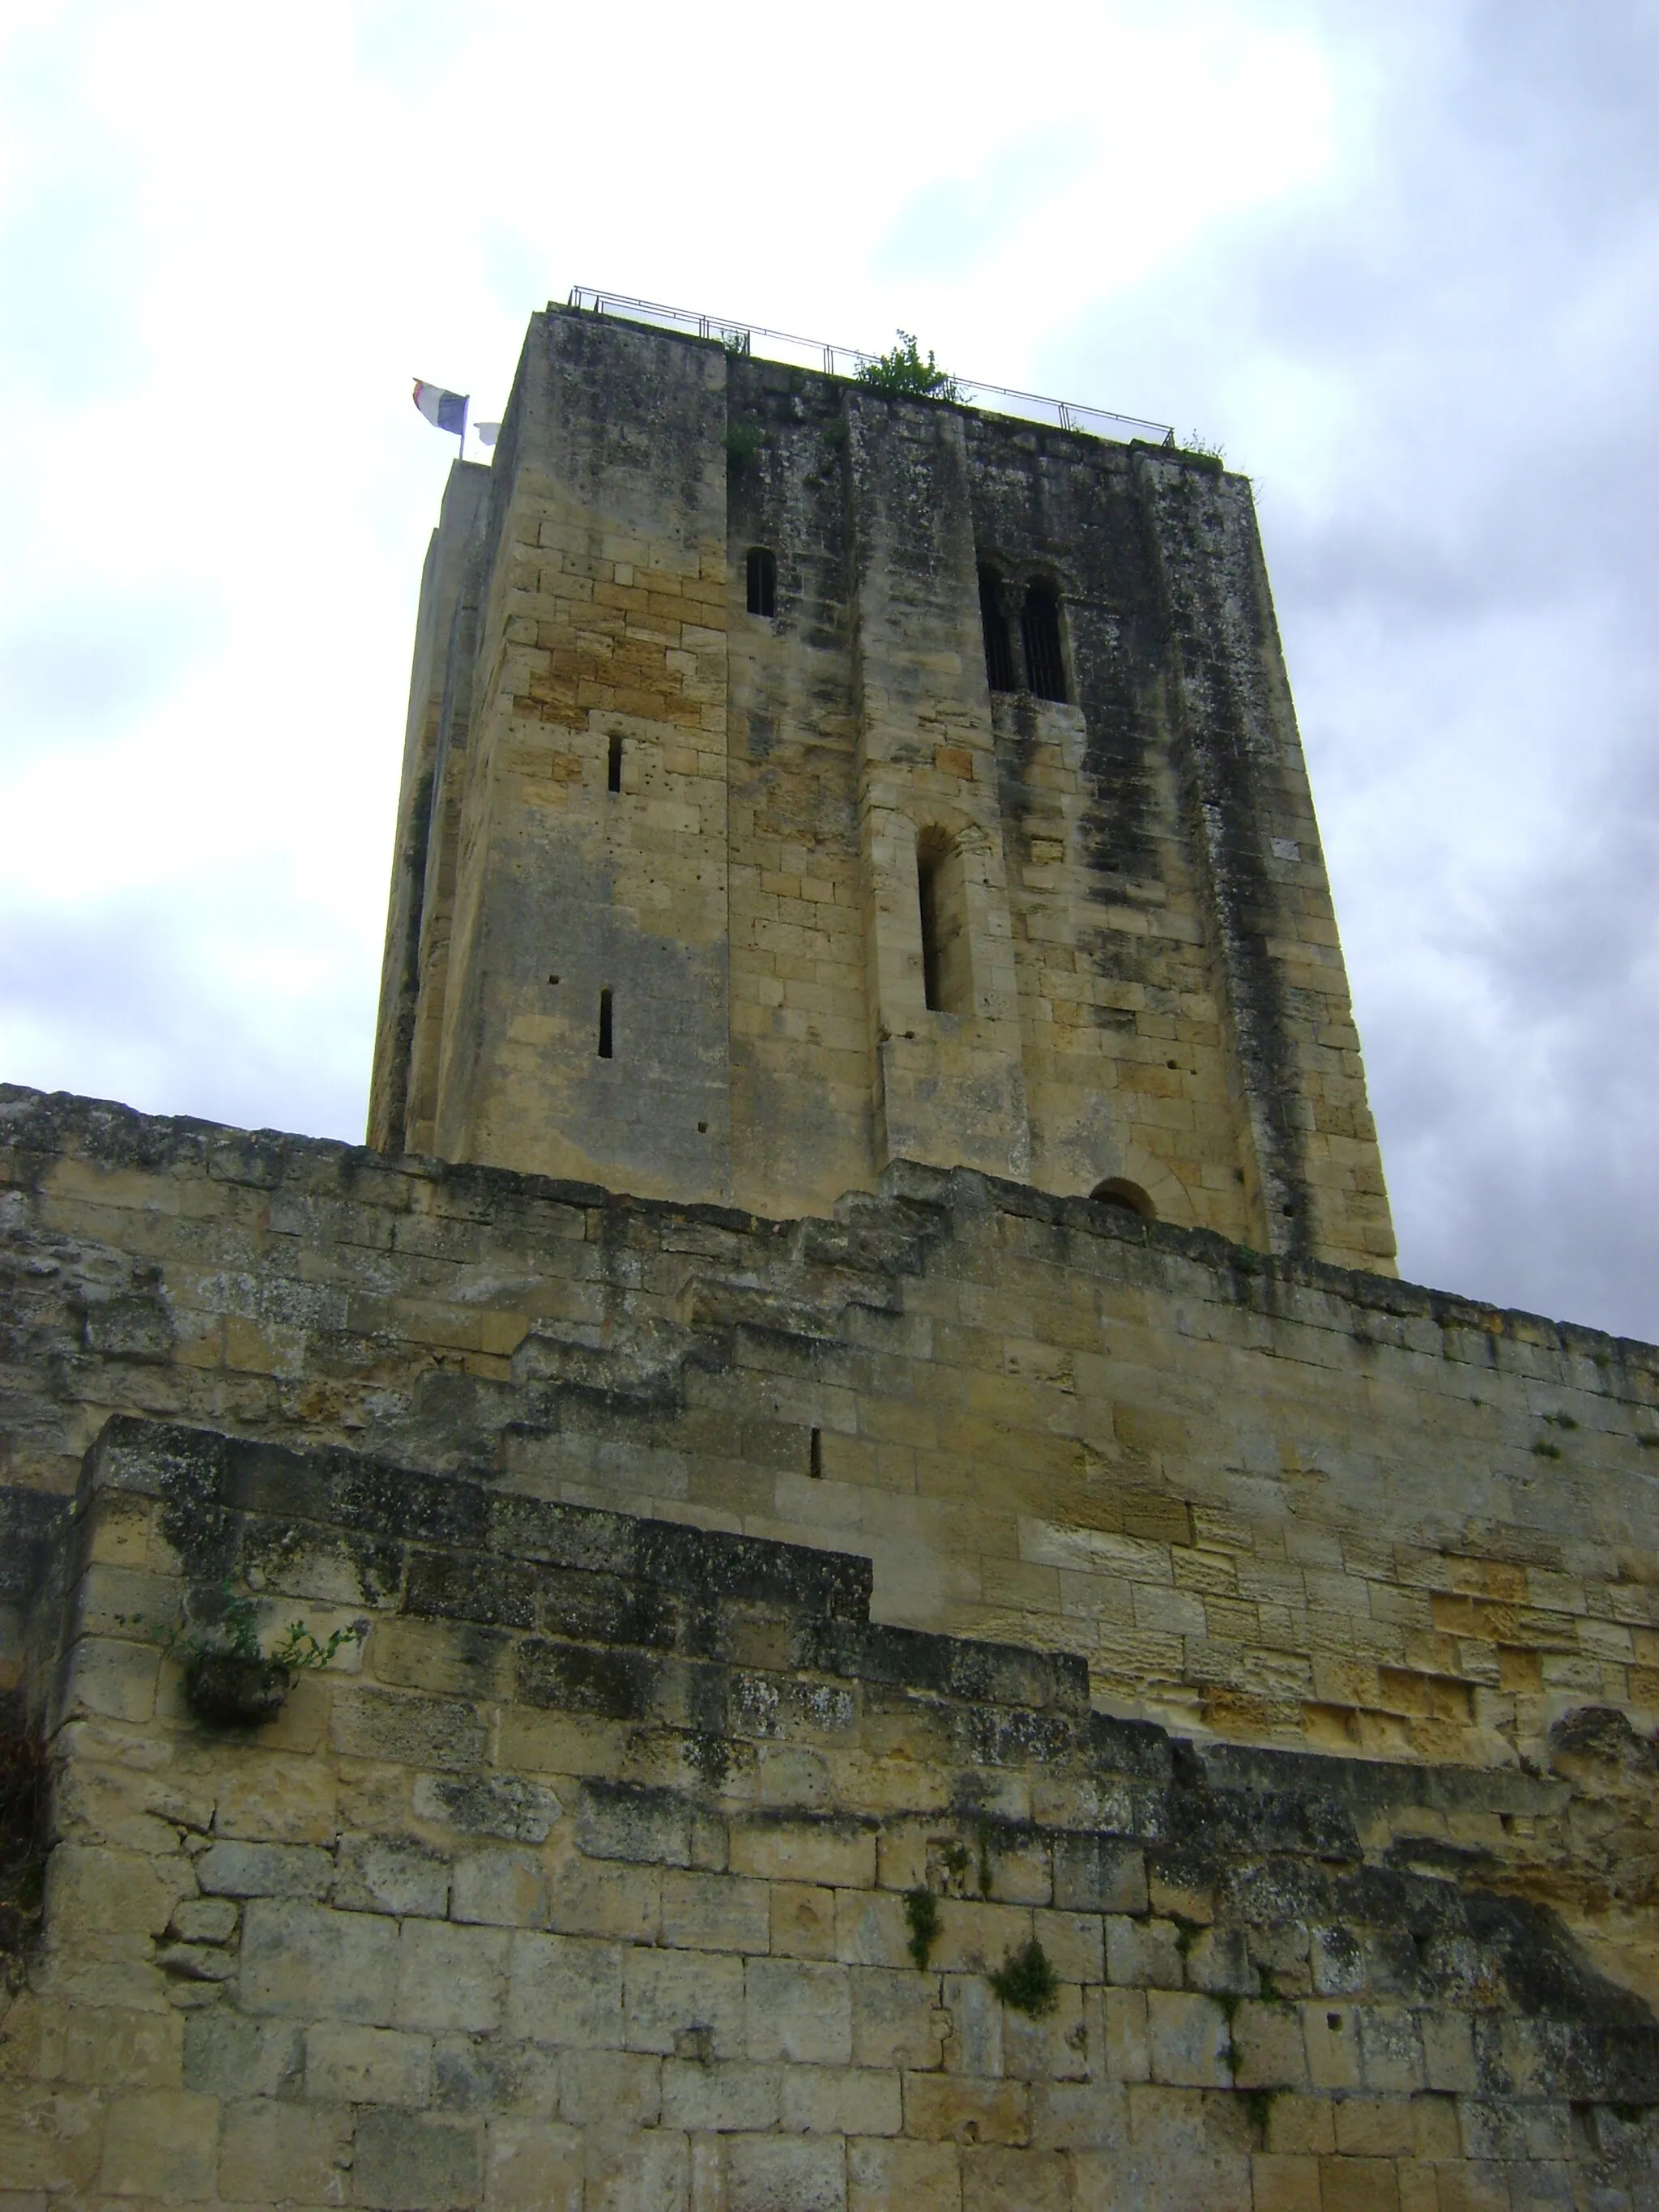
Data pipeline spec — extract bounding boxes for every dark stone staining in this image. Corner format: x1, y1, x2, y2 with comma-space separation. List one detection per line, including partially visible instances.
514, 1639, 657, 1720
404, 1549, 538, 1630
577, 1779, 693, 1867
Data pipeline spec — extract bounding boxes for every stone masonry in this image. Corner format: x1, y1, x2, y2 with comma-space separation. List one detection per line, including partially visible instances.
5, 1414, 1659, 2210
368, 305, 1395, 1271
3, 300, 1659, 2206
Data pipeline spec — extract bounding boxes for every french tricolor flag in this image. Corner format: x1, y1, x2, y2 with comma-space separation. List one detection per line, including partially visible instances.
413, 380, 468, 437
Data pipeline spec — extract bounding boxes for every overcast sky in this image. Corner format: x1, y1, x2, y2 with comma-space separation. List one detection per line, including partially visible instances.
2, 0, 1656, 1340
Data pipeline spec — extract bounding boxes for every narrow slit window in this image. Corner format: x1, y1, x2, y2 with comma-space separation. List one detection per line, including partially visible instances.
1021, 584, 1067, 701
919, 846, 945, 1012
979, 567, 1015, 693
607, 733, 622, 792
745, 546, 776, 618
916, 831, 972, 1015
597, 989, 613, 1059
809, 1428, 824, 1479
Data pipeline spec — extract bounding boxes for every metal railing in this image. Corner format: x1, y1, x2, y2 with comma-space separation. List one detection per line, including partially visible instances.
565, 288, 1173, 446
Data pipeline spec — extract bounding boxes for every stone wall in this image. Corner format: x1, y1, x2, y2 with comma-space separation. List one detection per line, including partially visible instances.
4, 1413, 1659, 2210
368, 306, 1396, 1270
4, 1086, 1657, 1775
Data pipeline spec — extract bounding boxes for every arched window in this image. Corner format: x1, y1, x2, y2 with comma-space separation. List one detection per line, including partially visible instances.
1021, 584, 1067, 701
979, 567, 1015, 693
917, 830, 971, 1015
1091, 1177, 1154, 1221
746, 547, 776, 618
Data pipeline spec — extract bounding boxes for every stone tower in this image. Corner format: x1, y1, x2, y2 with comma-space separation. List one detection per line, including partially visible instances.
369, 304, 1394, 1273
8, 300, 1659, 2212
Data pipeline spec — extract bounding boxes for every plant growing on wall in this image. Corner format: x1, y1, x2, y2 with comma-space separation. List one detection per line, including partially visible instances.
904, 1886, 940, 1969
119, 1579, 363, 1724
855, 331, 964, 403
987, 1937, 1058, 2016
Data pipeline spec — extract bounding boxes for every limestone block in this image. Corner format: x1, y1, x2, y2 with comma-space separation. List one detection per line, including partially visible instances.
59, 1635, 160, 1724
958, 2143, 1072, 2210
1318, 2154, 1403, 2210
1103, 1987, 1150, 2082
396, 1918, 510, 2032
1304, 2004, 1363, 2092
661, 1869, 770, 1952
331, 1686, 487, 1770
0, 2086, 102, 2193
730, 1813, 876, 1888
60, 2001, 183, 2089
197, 1839, 333, 1898
584, 2122, 691, 2212
1004, 1984, 1087, 2083
851, 1966, 951, 2070
1420, 2012, 1478, 2095
930, 1899, 1034, 1976
239, 1899, 400, 2021
452, 1847, 551, 1928
1249, 2152, 1323, 2211
170, 1896, 238, 1942
781, 2062, 903, 2135
1359, 2006, 1425, 2095
1233, 2001, 1307, 2089
727, 2131, 847, 2212
219, 2095, 353, 2201
1033, 1908, 1104, 1984
484, 2115, 586, 2211
847, 2134, 962, 2212
335, 1832, 452, 1918
413, 1769, 563, 1842
746, 1958, 854, 2065
97, 2088, 219, 2199
1106, 1914, 1183, 1989
625, 1945, 746, 2058
429, 2031, 561, 2118
902, 2072, 1030, 2146
184, 2010, 304, 2099
305, 2020, 433, 2104
46, 1841, 188, 1941
506, 1933, 624, 2048
354, 2108, 484, 2209
662, 2058, 782, 2132
836, 1886, 911, 1968
558, 2048, 663, 2127
546, 1852, 660, 1941
214, 1745, 338, 1839
940, 1973, 1004, 2078
771, 1881, 838, 1958
1146, 1989, 1230, 2086
1265, 2095, 1339, 2155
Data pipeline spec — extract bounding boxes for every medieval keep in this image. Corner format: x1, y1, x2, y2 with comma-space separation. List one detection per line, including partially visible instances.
2, 300, 1658, 2211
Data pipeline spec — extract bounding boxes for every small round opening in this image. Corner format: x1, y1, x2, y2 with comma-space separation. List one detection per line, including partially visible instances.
1091, 1178, 1155, 1221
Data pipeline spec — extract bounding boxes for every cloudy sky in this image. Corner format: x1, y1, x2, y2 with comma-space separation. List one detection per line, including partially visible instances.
2, 0, 1656, 1340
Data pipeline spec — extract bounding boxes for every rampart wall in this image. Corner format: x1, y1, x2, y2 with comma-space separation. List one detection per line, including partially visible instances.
4, 1086, 1657, 1775
2, 1415, 1659, 2209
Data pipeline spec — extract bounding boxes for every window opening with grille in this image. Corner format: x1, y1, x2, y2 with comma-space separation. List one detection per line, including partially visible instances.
746, 547, 776, 617
1021, 585, 1067, 701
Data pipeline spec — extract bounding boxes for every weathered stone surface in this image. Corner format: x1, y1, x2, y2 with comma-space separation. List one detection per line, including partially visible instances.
6, 1406, 1659, 2207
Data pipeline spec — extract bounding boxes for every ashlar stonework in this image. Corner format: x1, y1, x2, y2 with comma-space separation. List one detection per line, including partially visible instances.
3, 299, 1658, 2206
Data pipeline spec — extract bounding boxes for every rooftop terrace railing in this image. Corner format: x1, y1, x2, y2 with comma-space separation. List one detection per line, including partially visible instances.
565, 288, 1174, 447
